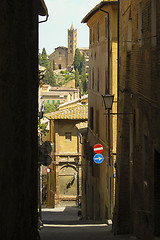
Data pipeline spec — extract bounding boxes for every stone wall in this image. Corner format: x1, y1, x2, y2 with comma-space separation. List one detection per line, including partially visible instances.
0, 1, 38, 239
115, 1, 160, 239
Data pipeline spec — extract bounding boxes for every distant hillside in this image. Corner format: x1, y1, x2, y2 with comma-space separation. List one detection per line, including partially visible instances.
63, 79, 75, 88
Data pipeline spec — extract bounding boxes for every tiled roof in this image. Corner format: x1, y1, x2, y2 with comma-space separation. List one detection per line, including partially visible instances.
45, 104, 88, 120
58, 94, 88, 109
41, 91, 69, 96
49, 87, 78, 91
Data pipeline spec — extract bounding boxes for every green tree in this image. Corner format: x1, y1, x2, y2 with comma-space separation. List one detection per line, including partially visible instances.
53, 59, 56, 70
79, 52, 86, 75
81, 66, 87, 93
39, 48, 56, 86
38, 121, 48, 136
79, 52, 87, 93
75, 68, 80, 88
44, 102, 58, 113
39, 48, 49, 68
74, 48, 81, 72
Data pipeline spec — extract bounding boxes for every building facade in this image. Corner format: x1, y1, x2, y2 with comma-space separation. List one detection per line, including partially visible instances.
49, 47, 68, 70
114, 1, 160, 239
82, 0, 118, 222
40, 85, 79, 105
48, 25, 89, 70
45, 102, 88, 207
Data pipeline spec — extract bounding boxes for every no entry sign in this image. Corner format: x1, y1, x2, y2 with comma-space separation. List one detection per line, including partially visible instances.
93, 144, 103, 154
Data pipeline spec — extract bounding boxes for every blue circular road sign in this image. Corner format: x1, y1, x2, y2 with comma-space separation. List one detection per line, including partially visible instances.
93, 154, 104, 164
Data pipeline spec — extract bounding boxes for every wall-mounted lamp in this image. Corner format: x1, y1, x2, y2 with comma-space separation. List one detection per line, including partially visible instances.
102, 94, 114, 110
101, 94, 134, 115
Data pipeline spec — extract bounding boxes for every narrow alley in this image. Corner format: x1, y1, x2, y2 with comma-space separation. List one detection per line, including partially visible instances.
39, 207, 132, 240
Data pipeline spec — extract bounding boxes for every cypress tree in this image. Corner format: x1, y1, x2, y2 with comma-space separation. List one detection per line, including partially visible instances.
53, 59, 56, 70
75, 68, 80, 88
74, 48, 81, 72
39, 48, 56, 86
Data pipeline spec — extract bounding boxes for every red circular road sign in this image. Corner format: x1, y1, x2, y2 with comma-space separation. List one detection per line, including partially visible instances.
46, 168, 51, 173
93, 144, 103, 154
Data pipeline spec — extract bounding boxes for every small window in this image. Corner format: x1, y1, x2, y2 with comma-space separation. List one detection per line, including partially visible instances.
127, 17, 132, 51
70, 40, 72, 43
90, 28, 92, 44
92, 68, 94, 90
151, 0, 157, 46
93, 25, 95, 44
81, 102, 86, 105
52, 100, 55, 104
65, 132, 71, 141
59, 51, 62, 56
97, 22, 99, 42
96, 110, 99, 135
57, 100, 60, 103
105, 15, 109, 39
97, 68, 99, 92
47, 100, 50, 104
70, 45, 72, 48
89, 107, 94, 130
138, 2, 142, 46
70, 50, 72, 53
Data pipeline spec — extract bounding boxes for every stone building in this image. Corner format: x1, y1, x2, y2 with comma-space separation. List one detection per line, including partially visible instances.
45, 101, 88, 207
50, 46, 68, 70
40, 85, 79, 105
48, 24, 89, 70
0, 0, 48, 239
114, 1, 160, 240
81, 0, 118, 222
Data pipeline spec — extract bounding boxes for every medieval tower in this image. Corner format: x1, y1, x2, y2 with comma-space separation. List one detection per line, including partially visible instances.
68, 24, 77, 67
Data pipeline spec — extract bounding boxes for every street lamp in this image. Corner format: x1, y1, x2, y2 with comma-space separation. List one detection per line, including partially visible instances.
102, 94, 114, 110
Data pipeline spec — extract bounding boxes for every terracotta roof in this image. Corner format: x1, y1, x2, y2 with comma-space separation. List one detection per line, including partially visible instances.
41, 92, 69, 96
49, 87, 78, 91
58, 95, 88, 109
45, 104, 88, 120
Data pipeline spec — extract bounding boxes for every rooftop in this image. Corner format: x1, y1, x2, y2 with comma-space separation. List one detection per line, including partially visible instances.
81, 0, 118, 23
45, 104, 88, 120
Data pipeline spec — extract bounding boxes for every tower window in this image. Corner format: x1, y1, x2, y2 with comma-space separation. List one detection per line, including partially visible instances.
59, 51, 62, 56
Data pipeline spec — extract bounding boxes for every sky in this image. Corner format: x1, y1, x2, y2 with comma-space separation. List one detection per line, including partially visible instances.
39, 0, 101, 55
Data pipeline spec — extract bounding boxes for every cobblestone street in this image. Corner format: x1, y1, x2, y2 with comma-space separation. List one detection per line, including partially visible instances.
39, 207, 133, 240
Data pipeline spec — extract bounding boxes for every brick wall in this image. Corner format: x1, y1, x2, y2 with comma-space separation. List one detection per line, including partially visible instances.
115, 0, 160, 239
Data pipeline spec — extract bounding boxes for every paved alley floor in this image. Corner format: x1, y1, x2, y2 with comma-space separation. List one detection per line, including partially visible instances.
39, 207, 134, 240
